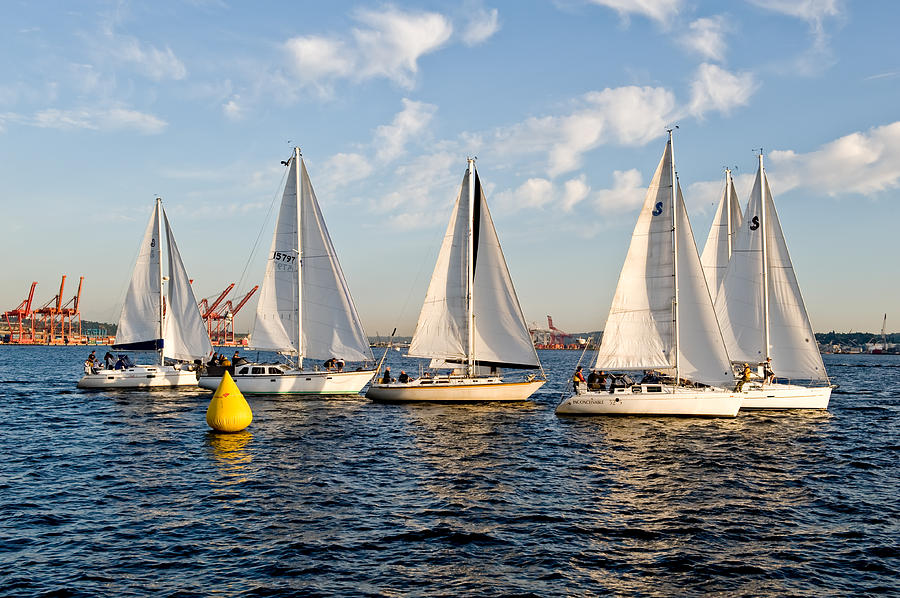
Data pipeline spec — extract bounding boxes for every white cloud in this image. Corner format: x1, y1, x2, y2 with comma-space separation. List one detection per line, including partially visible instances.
223, 97, 243, 120
116, 38, 187, 81
284, 7, 452, 92
749, 0, 842, 75
491, 86, 676, 176
28, 107, 166, 134
496, 177, 555, 210
593, 168, 646, 213
768, 121, 900, 196
748, 0, 840, 22
588, 0, 683, 23
461, 6, 500, 46
283, 36, 353, 83
323, 152, 375, 188
562, 175, 591, 211
373, 151, 459, 222
679, 16, 728, 62
688, 63, 757, 117
374, 98, 437, 162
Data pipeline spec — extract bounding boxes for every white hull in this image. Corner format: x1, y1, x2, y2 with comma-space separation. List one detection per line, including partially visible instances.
198, 368, 374, 395
556, 384, 741, 417
78, 365, 198, 389
738, 383, 832, 410
366, 376, 545, 402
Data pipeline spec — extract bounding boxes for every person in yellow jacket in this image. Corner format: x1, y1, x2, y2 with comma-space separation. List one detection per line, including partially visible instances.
572, 365, 586, 393
735, 363, 752, 391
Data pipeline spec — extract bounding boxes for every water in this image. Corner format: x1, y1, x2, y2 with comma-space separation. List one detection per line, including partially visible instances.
1, 347, 897, 596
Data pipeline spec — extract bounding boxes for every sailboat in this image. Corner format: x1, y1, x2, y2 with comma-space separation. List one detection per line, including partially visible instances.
198, 148, 375, 395
556, 132, 742, 417
714, 153, 832, 409
700, 168, 742, 300
365, 159, 545, 402
78, 198, 212, 389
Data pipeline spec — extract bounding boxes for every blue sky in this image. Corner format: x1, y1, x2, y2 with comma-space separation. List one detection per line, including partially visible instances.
1, 0, 898, 336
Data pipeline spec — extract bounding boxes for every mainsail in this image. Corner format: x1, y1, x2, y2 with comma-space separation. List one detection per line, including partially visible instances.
701, 170, 742, 299
408, 162, 540, 370
162, 211, 213, 362
250, 149, 374, 364
114, 201, 162, 351
715, 158, 827, 381
594, 135, 733, 387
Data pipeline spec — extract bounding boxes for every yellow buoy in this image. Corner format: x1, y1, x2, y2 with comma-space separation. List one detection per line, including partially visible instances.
206, 371, 253, 432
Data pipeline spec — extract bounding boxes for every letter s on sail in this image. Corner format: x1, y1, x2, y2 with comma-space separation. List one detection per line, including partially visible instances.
750, 216, 760, 230
652, 202, 663, 216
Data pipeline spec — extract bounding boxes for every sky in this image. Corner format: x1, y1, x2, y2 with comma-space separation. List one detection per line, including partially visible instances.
1, 0, 898, 337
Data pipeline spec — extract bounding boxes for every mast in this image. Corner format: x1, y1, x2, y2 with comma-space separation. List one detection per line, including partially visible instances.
725, 168, 733, 258
156, 197, 165, 367
759, 151, 770, 362
669, 130, 680, 385
466, 158, 476, 376
295, 147, 303, 370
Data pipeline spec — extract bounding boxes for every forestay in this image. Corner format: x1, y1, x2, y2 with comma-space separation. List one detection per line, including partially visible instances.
715, 165, 827, 381
701, 172, 742, 300
409, 164, 540, 370
162, 211, 213, 362
114, 202, 162, 349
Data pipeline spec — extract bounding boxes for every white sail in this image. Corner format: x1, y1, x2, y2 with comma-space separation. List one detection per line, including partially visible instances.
716, 164, 827, 381
115, 202, 162, 349
594, 142, 675, 371
408, 182, 468, 362
162, 210, 213, 362
700, 171, 742, 299
298, 160, 374, 362
673, 182, 735, 388
595, 137, 732, 387
409, 164, 540, 369
250, 157, 300, 353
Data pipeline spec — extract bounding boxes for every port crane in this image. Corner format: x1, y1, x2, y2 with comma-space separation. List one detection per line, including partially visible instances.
2, 282, 38, 343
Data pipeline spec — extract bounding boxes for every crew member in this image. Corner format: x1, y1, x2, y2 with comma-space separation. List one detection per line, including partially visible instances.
573, 365, 586, 393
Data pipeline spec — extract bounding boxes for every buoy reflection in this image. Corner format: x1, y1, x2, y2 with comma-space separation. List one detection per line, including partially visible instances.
206, 430, 253, 485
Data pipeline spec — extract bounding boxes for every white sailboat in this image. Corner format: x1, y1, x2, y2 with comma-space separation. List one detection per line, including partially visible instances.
198, 148, 375, 395
700, 168, 742, 300
714, 153, 832, 409
365, 159, 545, 402
556, 132, 742, 417
78, 198, 212, 389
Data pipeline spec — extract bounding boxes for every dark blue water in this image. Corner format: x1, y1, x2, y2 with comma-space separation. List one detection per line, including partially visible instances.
0, 347, 897, 596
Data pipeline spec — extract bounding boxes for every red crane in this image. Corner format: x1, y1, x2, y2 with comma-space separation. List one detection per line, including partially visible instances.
34, 275, 67, 344
211, 285, 258, 346
59, 276, 84, 343
199, 283, 235, 337
547, 315, 571, 348
2, 282, 38, 343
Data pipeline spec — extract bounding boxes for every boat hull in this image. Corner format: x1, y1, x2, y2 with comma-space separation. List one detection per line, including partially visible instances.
366, 377, 545, 402
738, 384, 832, 410
77, 366, 199, 389
556, 385, 741, 417
198, 368, 375, 395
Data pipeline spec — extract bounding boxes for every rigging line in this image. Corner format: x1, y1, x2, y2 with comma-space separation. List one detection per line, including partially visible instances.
234, 166, 291, 297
